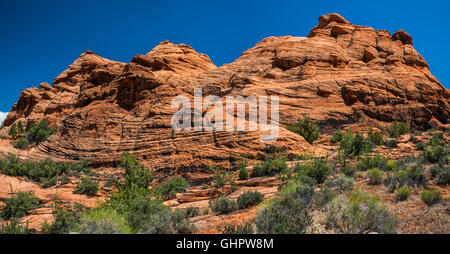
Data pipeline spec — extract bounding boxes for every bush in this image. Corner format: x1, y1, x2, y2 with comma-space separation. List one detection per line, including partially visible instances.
219, 221, 254, 234
342, 165, 356, 177
430, 165, 450, 185
13, 137, 29, 149
295, 158, 332, 184
120, 152, 154, 190
384, 162, 428, 193
330, 130, 345, 144
238, 159, 249, 180
0, 154, 91, 186
0, 218, 30, 234
74, 177, 99, 196
422, 133, 449, 164
17, 121, 24, 134
281, 182, 315, 206
1, 192, 42, 219
237, 191, 264, 209
184, 206, 200, 218
252, 158, 288, 177
331, 129, 344, 143
42, 206, 81, 234
295, 175, 316, 186
394, 186, 411, 201
420, 189, 442, 206
386, 160, 397, 171
75, 208, 132, 234
324, 174, 354, 191
367, 128, 384, 145
315, 186, 336, 207
255, 195, 312, 234
41, 176, 58, 188
367, 168, 383, 185
154, 176, 188, 200
287, 114, 320, 144
210, 197, 237, 214
8, 123, 18, 139
356, 155, 388, 171
325, 190, 397, 234
339, 130, 373, 156
386, 139, 398, 148
26, 119, 56, 144
388, 121, 410, 138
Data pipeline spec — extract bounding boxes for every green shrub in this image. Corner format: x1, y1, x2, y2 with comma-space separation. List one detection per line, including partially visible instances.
384, 162, 428, 193
238, 159, 249, 180
239, 167, 249, 181
42, 206, 81, 234
8, 123, 18, 139
13, 137, 29, 149
17, 121, 24, 134
252, 158, 288, 177
213, 170, 229, 188
26, 119, 56, 144
386, 139, 398, 148
339, 130, 373, 156
367, 128, 384, 145
0, 154, 91, 186
324, 174, 354, 191
420, 189, 442, 206
367, 168, 383, 185
210, 197, 237, 214
41, 176, 58, 188
184, 206, 200, 218
154, 176, 188, 200
394, 186, 411, 201
75, 208, 132, 234
331, 129, 344, 143
430, 165, 450, 185
201, 208, 210, 216
120, 152, 154, 190
0, 218, 30, 234
281, 182, 315, 206
388, 121, 410, 138
255, 195, 312, 234
386, 160, 397, 171
342, 165, 356, 177
237, 191, 264, 209
295, 158, 332, 184
325, 190, 397, 234
356, 155, 388, 171
1, 192, 42, 219
315, 186, 336, 207
74, 177, 99, 196
287, 114, 320, 144
295, 175, 316, 186
219, 221, 254, 234
422, 133, 449, 164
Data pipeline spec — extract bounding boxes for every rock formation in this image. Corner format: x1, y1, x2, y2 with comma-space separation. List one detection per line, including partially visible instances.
1, 13, 448, 172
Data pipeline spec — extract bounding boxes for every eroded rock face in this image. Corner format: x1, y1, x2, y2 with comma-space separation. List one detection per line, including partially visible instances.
2, 13, 449, 171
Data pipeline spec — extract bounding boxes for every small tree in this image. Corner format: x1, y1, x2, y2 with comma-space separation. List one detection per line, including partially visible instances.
17, 121, 24, 134
9, 123, 18, 139
74, 177, 99, 196
287, 114, 320, 144
26, 119, 56, 143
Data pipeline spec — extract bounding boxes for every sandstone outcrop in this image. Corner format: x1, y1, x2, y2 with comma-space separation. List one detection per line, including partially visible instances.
1, 13, 448, 172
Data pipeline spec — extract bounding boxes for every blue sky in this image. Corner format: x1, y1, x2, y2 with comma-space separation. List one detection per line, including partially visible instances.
0, 0, 449, 114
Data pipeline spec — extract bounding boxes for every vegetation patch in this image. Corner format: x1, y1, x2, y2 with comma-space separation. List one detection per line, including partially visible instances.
325, 190, 398, 234
1, 192, 42, 220
287, 114, 320, 144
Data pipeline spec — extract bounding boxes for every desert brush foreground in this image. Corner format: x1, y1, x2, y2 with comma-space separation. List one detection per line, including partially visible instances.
0, 13, 448, 234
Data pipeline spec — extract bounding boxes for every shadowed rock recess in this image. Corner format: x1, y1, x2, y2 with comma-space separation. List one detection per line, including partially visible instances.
2, 13, 449, 171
